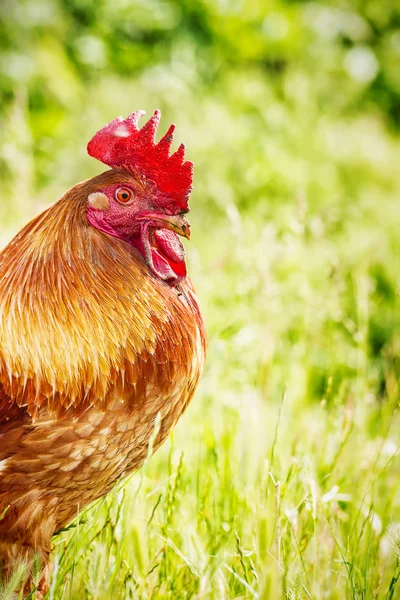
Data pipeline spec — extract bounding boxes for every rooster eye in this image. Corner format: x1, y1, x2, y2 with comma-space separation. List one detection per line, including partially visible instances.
116, 187, 133, 204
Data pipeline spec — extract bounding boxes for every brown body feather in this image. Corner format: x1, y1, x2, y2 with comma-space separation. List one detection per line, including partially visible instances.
0, 173, 206, 593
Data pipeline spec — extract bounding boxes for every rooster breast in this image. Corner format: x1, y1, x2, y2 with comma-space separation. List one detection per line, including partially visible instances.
0, 288, 204, 536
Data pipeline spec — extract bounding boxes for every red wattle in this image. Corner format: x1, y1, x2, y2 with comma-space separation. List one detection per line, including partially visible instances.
153, 230, 185, 263
152, 230, 187, 280
136, 225, 186, 284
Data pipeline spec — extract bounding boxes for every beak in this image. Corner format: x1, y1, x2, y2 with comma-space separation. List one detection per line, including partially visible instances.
138, 213, 191, 240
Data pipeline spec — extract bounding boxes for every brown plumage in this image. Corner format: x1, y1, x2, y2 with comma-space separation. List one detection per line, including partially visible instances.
0, 113, 206, 596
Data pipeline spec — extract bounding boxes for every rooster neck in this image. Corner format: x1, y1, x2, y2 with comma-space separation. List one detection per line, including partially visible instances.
0, 183, 206, 416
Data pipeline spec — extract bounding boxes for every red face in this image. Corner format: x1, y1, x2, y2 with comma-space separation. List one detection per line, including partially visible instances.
86, 180, 191, 286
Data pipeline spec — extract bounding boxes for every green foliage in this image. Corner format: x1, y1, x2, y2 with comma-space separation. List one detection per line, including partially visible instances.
1, 0, 400, 598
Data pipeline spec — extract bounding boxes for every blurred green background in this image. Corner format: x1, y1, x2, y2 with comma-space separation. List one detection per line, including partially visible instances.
1, 1, 400, 598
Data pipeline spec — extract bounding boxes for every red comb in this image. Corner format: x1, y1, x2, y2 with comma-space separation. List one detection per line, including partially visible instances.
87, 110, 193, 209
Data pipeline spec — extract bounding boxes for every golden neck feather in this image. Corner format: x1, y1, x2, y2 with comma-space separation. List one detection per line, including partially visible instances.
0, 176, 205, 415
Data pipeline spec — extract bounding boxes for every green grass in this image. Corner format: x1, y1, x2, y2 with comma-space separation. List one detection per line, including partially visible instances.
1, 1, 400, 597
47, 348, 399, 600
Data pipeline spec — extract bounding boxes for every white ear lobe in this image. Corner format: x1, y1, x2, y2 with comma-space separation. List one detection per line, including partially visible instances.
87, 192, 110, 210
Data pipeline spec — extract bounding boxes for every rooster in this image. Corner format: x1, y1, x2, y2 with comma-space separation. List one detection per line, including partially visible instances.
0, 110, 206, 596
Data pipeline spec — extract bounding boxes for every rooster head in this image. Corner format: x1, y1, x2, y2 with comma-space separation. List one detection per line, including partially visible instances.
86, 110, 193, 286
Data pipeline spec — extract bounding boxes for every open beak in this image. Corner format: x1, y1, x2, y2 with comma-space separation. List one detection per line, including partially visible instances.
137, 213, 191, 240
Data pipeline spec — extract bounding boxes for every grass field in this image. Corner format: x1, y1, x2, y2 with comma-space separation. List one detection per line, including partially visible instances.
1, 1, 400, 598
